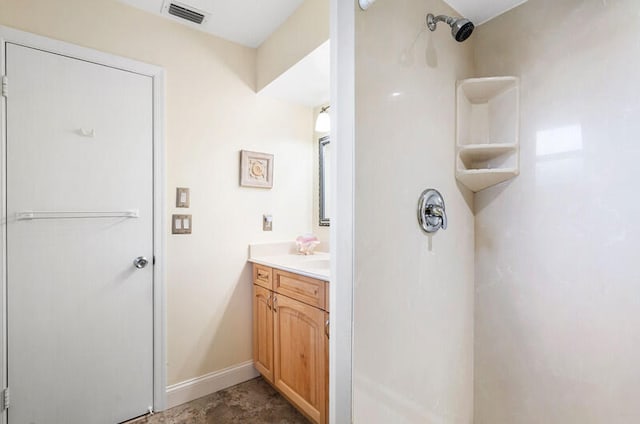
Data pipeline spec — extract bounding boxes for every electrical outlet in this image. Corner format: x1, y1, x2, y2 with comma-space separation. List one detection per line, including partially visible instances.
263, 214, 273, 231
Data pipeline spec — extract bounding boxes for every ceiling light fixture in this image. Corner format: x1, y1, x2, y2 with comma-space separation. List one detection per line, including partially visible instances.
359, 0, 377, 10
315, 105, 331, 132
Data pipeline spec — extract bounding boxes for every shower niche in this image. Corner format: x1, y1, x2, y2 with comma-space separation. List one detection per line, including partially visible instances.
456, 76, 519, 192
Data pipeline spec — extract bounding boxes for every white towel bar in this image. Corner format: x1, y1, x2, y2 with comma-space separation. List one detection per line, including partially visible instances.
16, 210, 139, 220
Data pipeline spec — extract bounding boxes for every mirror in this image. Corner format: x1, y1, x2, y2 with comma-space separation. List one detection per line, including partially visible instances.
319, 136, 330, 226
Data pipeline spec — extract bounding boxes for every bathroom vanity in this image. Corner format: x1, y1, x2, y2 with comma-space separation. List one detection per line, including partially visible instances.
249, 244, 329, 424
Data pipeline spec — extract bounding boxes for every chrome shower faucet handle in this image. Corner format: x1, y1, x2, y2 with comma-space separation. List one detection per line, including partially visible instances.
418, 189, 448, 233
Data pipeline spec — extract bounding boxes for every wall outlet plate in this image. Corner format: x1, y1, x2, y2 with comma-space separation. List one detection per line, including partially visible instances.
172, 214, 192, 234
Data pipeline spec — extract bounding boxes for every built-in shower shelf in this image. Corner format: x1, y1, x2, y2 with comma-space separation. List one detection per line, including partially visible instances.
456, 169, 519, 193
458, 77, 516, 103
458, 143, 516, 162
456, 77, 520, 192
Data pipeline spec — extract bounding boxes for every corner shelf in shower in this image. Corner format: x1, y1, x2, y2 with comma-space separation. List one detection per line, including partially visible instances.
455, 76, 520, 192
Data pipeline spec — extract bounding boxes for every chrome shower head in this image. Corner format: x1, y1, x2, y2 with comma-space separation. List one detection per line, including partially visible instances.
427, 13, 475, 42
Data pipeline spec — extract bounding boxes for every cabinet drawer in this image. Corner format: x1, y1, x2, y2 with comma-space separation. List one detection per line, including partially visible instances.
274, 269, 327, 310
253, 264, 272, 289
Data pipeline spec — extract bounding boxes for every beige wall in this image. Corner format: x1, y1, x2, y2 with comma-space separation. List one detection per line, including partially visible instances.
256, 0, 329, 91
353, 0, 475, 422
0, 0, 315, 385
474, 0, 640, 422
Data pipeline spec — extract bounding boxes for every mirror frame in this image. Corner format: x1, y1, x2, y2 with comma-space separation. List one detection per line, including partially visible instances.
319, 135, 330, 226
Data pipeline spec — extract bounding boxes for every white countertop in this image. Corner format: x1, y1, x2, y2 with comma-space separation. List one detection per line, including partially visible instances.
248, 241, 330, 281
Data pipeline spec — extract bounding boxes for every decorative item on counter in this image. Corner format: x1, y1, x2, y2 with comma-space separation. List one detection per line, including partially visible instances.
296, 234, 320, 255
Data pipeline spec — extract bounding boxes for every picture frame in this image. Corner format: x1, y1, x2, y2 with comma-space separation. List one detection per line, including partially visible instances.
240, 150, 274, 188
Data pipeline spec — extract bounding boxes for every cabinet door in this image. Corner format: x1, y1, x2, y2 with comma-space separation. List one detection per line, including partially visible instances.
325, 312, 329, 424
253, 285, 274, 382
273, 294, 326, 424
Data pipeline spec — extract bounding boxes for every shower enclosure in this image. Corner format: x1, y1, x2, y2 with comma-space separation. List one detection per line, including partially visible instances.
346, 0, 640, 423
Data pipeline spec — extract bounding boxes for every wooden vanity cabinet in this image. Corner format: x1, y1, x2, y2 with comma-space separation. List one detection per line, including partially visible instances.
252, 264, 328, 424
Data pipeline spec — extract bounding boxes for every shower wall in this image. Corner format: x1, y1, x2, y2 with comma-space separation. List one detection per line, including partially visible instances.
353, 0, 475, 422
473, 1, 640, 423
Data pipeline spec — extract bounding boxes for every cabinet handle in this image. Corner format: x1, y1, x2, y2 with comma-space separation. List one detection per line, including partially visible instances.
325, 319, 330, 339
273, 296, 278, 312
266, 294, 272, 310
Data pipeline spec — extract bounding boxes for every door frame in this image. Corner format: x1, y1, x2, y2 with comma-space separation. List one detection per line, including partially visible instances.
329, 1, 354, 423
0, 25, 167, 420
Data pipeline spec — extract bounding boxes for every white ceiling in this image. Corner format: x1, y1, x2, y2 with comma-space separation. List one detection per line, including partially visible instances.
116, 0, 528, 108
444, 0, 528, 25
118, 0, 304, 47
119, 0, 530, 48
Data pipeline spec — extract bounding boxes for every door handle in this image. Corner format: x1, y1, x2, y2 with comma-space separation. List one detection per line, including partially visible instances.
133, 256, 149, 269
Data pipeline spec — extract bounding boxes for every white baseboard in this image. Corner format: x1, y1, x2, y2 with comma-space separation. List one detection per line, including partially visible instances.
165, 360, 260, 409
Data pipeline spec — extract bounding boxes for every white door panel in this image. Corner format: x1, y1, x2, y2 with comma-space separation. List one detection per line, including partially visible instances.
6, 43, 153, 423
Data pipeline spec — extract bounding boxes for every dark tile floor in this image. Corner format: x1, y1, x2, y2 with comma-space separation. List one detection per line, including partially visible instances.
128, 377, 311, 424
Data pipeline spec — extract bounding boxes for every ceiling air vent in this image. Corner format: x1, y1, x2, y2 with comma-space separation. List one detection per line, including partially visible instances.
163, 1, 209, 25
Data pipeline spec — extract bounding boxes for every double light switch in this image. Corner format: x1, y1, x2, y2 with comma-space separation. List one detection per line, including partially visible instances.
172, 214, 192, 234
173, 187, 192, 234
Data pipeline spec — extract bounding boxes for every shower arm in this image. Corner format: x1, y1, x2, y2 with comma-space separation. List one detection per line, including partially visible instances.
427, 14, 455, 31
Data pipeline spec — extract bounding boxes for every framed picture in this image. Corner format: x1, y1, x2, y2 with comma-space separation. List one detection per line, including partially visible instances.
240, 150, 274, 188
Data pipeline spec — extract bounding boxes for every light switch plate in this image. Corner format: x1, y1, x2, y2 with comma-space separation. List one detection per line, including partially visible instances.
172, 214, 192, 234
176, 187, 190, 208
263, 214, 273, 231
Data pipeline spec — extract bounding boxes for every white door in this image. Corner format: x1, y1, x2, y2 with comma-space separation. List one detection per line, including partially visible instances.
5, 43, 154, 423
